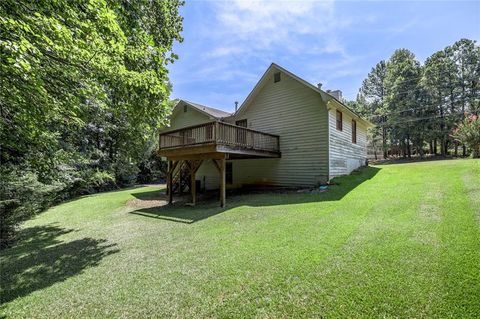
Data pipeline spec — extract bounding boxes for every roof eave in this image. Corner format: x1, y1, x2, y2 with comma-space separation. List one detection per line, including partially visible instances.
175, 99, 231, 119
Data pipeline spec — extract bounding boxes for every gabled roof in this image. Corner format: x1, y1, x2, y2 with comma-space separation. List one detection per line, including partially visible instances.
174, 99, 232, 119
235, 63, 374, 128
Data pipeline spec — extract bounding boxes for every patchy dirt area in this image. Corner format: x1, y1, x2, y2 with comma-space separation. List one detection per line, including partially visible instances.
126, 192, 192, 210
127, 197, 168, 210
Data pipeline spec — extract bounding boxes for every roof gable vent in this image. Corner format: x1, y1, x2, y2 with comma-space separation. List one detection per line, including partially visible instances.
274, 72, 281, 83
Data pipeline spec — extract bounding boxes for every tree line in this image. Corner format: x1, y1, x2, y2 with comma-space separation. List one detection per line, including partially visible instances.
351, 39, 479, 159
0, 0, 184, 248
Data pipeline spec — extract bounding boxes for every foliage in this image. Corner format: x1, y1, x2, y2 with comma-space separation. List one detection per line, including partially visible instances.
1, 160, 479, 318
354, 38, 480, 158
453, 113, 480, 158
384, 49, 424, 156
357, 60, 388, 158
0, 166, 63, 248
0, 0, 183, 247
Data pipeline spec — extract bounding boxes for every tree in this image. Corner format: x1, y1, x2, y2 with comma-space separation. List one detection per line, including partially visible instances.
358, 61, 388, 158
0, 0, 183, 248
351, 38, 479, 159
422, 49, 458, 156
447, 39, 480, 155
384, 49, 423, 158
453, 113, 480, 158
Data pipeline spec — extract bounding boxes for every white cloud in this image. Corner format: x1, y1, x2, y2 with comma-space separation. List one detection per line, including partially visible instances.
209, 0, 342, 54
170, 0, 375, 105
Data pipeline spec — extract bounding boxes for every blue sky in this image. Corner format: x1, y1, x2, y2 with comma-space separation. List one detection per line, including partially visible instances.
168, 0, 480, 112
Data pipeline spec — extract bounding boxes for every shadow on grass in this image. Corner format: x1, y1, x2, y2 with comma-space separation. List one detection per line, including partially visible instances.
0, 224, 119, 304
129, 166, 381, 224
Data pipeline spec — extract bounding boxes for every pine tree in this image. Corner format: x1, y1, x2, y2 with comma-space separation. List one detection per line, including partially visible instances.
384, 49, 422, 158
358, 61, 388, 158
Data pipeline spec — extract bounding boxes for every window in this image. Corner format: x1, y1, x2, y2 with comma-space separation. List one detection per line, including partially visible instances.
336, 110, 343, 131
226, 162, 233, 184
274, 72, 281, 83
352, 119, 357, 144
183, 104, 187, 112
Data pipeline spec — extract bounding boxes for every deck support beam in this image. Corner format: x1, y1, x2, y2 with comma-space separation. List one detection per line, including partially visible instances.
188, 160, 203, 206
213, 157, 226, 207
190, 161, 196, 206
167, 160, 179, 205
166, 154, 227, 207
220, 157, 226, 207
167, 160, 173, 204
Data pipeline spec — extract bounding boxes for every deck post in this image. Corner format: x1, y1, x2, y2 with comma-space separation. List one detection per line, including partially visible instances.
190, 161, 197, 205
219, 157, 226, 207
214, 121, 219, 142
167, 160, 173, 204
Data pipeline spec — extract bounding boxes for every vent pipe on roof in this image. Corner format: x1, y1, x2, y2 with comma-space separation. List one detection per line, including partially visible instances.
234, 101, 238, 112
317, 83, 322, 90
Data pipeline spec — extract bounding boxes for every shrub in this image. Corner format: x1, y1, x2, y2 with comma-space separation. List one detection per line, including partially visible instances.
0, 164, 117, 248
137, 153, 166, 184
453, 113, 480, 158
0, 167, 65, 248
114, 158, 139, 186
73, 169, 116, 194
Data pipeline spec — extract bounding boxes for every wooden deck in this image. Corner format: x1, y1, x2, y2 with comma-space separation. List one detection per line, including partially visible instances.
158, 121, 281, 207
158, 121, 280, 159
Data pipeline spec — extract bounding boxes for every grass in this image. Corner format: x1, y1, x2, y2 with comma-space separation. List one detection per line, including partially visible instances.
1, 159, 479, 318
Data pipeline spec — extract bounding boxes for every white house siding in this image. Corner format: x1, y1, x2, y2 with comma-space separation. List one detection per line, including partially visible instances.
328, 107, 368, 178
198, 71, 330, 189
164, 73, 369, 190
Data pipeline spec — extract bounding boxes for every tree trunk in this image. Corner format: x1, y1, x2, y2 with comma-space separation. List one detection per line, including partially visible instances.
407, 137, 411, 159
442, 138, 449, 157
382, 126, 387, 159
429, 140, 434, 155
434, 139, 437, 155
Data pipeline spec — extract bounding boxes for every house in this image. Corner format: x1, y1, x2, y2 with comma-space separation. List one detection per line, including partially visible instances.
159, 63, 374, 206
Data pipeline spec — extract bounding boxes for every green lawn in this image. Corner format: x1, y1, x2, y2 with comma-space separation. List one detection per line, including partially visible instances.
1, 159, 479, 318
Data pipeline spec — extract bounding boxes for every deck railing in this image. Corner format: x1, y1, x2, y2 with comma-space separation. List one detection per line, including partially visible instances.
160, 121, 280, 153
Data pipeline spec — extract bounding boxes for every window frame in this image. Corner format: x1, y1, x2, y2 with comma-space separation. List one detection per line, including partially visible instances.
352, 119, 357, 144
336, 110, 343, 131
